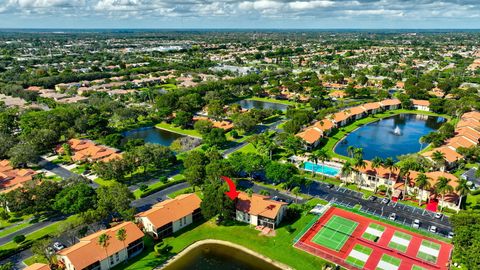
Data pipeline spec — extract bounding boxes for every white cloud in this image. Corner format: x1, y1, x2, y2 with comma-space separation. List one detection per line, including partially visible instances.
288, 1, 334, 11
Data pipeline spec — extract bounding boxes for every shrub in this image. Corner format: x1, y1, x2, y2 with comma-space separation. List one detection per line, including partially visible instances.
159, 176, 168, 184
139, 184, 149, 192
154, 241, 172, 255
0, 210, 9, 220
140, 179, 186, 198
13, 235, 26, 244
230, 130, 239, 138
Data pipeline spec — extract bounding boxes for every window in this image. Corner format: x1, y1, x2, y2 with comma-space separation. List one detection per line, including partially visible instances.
179, 218, 183, 226
115, 252, 120, 262
183, 217, 187, 224
110, 255, 114, 265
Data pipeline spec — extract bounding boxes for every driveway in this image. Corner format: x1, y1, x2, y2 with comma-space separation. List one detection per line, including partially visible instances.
304, 180, 453, 238
37, 157, 76, 180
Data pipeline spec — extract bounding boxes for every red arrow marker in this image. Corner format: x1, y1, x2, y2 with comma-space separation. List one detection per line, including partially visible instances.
220, 176, 240, 200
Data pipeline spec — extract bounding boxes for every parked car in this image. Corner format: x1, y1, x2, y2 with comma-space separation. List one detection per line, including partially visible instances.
448, 232, 455, 239
412, 219, 421, 228
369, 196, 378, 202
435, 212, 443, 219
326, 184, 334, 189
389, 213, 396, 221
53, 242, 66, 251
381, 198, 390, 204
429, 226, 437, 233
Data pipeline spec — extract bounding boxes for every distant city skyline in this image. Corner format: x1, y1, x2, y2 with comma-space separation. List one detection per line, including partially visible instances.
0, 0, 479, 29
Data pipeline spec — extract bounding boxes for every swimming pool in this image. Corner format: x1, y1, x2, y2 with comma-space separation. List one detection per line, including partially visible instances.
303, 161, 340, 177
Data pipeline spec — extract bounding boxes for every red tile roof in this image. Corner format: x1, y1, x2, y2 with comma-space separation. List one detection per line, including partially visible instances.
236, 192, 287, 220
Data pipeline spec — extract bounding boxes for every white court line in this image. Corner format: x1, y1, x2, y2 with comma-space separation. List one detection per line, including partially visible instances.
377, 260, 399, 270
365, 227, 383, 237
419, 245, 440, 257
391, 235, 410, 247
348, 249, 370, 262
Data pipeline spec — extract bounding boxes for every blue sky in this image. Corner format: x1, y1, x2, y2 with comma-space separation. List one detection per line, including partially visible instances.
0, 0, 479, 29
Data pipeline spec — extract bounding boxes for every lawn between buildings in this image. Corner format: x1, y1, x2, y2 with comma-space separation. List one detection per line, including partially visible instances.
319, 109, 450, 161
116, 208, 333, 270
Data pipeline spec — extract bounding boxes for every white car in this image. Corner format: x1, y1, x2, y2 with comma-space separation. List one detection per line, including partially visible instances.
53, 242, 65, 251
389, 213, 396, 221
435, 212, 443, 219
448, 232, 455, 239
412, 219, 420, 228
429, 226, 437, 233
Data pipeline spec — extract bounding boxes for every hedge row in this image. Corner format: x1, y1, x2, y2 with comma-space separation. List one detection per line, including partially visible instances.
139, 180, 186, 198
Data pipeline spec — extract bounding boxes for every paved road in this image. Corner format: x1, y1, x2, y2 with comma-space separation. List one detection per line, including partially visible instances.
130, 182, 190, 212
0, 215, 67, 246
304, 180, 453, 237
222, 118, 286, 157
37, 157, 76, 179
238, 180, 306, 204
0, 249, 32, 270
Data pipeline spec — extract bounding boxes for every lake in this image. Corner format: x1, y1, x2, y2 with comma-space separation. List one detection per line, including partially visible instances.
122, 126, 184, 146
334, 114, 446, 160
161, 242, 284, 270
236, 99, 289, 111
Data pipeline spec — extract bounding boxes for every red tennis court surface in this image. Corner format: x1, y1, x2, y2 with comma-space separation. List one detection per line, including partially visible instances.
294, 207, 453, 270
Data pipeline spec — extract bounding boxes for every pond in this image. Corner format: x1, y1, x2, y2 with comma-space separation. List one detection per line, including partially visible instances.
122, 126, 184, 147
161, 242, 284, 270
236, 99, 289, 111
334, 114, 446, 161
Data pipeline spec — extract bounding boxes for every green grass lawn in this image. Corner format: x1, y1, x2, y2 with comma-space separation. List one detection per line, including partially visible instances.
133, 175, 185, 199
93, 177, 115, 187
0, 215, 81, 251
155, 123, 202, 138
235, 143, 258, 154
0, 221, 34, 238
119, 213, 332, 270
23, 254, 48, 266
247, 96, 298, 106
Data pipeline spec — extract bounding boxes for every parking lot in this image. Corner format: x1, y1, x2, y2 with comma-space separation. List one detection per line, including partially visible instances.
304, 181, 453, 238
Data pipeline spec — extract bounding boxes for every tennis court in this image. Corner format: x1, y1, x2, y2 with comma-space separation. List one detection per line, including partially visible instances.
311, 215, 358, 251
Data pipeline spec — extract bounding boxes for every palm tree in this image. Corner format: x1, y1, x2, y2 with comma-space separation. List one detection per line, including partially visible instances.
316, 149, 330, 179
307, 152, 319, 176
353, 148, 364, 160
435, 177, 454, 211
98, 233, 111, 269
455, 178, 470, 211
371, 157, 383, 193
341, 161, 353, 185
353, 157, 367, 188
115, 228, 128, 262
292, 186, 301, 203
431, 150, 446, 171
347, 146, 355, 158
304, 178, 314, 195
399, 163, 412, 201
383, 157, 398, 198
415, 173, 431, 207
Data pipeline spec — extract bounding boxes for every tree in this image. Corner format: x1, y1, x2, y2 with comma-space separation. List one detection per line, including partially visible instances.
200, 180, 235, 221
31, 238, 56, 264
116, 228, 128, 262
371, 157, 383, 193
450, 211, 480, 269
96, 182, 135, 220
415, 173, 431, 206
304, 178, 314, 195
13, 234, 25, 244
265, 162, 298, 184
173, 110, 193, 129
194, 120, 213, 135
347, 146, 355, 159
232, 113, 257, 133
249, 133, 276, 159
292, 186, 301, 203
455, 178, 470, 211
316, 149, 330, 179
98, 233, 111, 269
54, 182, 97, 214
307, 152, 319, 176
340, 161, 353, 185
204, 128, 227, 147
8, 142, 39, 167
383, 157, 398, 198
353, 157, 367, 187
435, 176, 454, 211
207, 100, 224, 120
431, 150, 446, 171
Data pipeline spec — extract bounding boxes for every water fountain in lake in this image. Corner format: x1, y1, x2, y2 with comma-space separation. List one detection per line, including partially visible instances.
393, 126, 401, 136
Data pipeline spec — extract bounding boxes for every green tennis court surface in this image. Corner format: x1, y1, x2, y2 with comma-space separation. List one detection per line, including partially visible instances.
388, 231, 412, 252
417, 240, 441, 263
411, 265, 428, 270
361, 223, 385, 242
376, 254, 401, 270
311, 215, 358, 251
345, 244, 372, 268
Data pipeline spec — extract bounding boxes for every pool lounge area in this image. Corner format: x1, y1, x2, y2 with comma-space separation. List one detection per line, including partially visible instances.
303, 161, 341, 177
